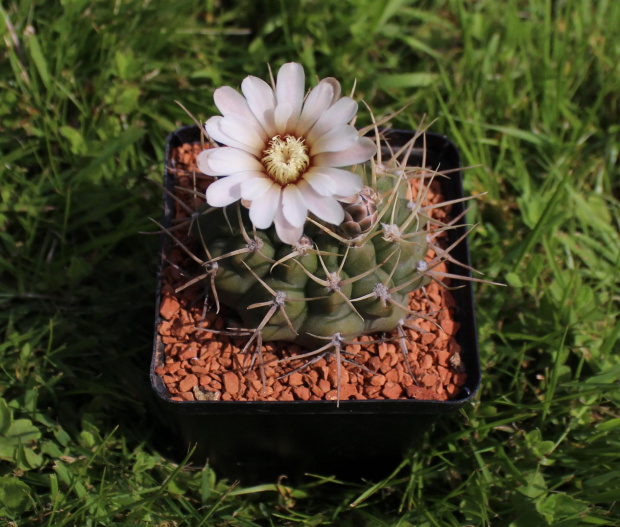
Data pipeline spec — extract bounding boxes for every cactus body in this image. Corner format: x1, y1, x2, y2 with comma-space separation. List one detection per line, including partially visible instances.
196, 172, 431, 348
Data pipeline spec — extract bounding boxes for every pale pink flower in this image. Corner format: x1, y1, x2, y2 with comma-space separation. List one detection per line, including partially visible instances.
197, 62, 377, 244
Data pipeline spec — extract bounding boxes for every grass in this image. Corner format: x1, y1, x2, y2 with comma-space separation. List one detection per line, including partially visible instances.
1, 0, 619, 524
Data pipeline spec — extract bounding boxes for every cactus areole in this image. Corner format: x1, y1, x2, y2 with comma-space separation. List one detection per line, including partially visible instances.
195, 63, 449, 350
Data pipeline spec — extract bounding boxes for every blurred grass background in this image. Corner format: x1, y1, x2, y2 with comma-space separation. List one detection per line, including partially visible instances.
1, 0, 619, 524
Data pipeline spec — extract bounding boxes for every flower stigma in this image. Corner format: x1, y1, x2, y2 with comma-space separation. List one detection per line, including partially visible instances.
261, 135, 310, 185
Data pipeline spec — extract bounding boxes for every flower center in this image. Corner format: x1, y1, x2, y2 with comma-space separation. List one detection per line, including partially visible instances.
261, 135, 310, 185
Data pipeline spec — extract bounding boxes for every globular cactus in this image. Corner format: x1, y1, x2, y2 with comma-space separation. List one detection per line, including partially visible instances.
194, 168, 432, 349
161, 62, 489, 401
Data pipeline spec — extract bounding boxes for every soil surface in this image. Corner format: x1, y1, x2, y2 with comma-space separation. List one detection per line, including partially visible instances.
154, 142, 467, 402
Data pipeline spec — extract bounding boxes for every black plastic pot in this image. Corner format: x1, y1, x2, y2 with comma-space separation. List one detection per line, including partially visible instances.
151, 125, 480, 482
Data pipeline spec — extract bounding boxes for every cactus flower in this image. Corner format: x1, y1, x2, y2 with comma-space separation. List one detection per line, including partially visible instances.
197, 62, 377, 244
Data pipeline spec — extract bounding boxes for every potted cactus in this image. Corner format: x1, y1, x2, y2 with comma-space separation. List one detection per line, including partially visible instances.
151, 63, 485, 480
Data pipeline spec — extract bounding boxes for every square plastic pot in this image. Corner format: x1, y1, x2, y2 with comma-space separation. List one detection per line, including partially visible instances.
151, 125, 480, 482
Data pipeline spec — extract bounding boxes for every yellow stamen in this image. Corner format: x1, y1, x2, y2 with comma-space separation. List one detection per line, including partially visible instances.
261, 135, 310, 185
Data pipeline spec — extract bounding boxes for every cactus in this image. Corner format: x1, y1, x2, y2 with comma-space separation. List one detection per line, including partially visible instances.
159, 62, 495, 402
194, 166, 433, 350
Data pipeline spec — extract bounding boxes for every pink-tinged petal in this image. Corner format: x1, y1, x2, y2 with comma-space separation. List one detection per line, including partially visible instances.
276, 62, 305, 125
220, 114, 265, 153
295, 81, 334, 136
213, 86, 268, 140
205, 172, 261, 207
213, 86, 250, 115
312, 137, 377, 168
282, 184, 308, 227
336, 194, 359, 204
274, 206, 304, 245
241, 75, 277, 136
205, 116, 263, 156
197, 147, 262, 176
308, 167, 363, 197
303, 168, 338, 196
274, 102, 294, 132
249, 184, 281, 229
309, 124, 358, 155
204, 117, 229, 145
320, 77, 341, 105
240, 176, 276, 200
298, 181, 345, 225
306, 97, 358, 144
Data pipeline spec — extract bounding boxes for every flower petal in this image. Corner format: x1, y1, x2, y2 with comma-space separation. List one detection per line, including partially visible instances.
312, 137, 377, 168
307, 167, 363, 197
205, 116, 263, 156
213, 86, 267, 140
220, 114, 266, 152
205, 172, 261, 207
306, 96, 358, 144
282, 184, 308, 227
276, 62, 305, 127
309, 124, 358, 155
274, 102, 294, 132
321, 77, 342, 105
298, 181, 345, 225
197, 147, 263, 176
240, 176, 276, 200
241, 75, 277, 136
295, 81, 334, 136
337, 194, 359, 204
204, 116, 229, 145
274, 206, 304, 245
249, 184, 281, 229
303, 169, 338, 196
